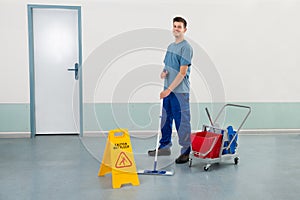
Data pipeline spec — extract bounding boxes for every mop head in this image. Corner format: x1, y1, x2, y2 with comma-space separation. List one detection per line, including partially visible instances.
137, 169, 174, 176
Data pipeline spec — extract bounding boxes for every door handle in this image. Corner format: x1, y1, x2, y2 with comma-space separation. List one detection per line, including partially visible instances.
68, 63, 79, 80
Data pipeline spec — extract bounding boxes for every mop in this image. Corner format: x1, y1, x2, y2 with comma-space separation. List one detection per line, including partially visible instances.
137, 102, 174, 176
205, 107, 214, 126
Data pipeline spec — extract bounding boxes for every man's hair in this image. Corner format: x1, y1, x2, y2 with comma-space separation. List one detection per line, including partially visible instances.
173, 16, 187, 28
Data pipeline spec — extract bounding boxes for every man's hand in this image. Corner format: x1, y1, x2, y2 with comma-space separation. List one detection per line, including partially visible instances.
160, 70, 168, 79
160, 88, 171, 99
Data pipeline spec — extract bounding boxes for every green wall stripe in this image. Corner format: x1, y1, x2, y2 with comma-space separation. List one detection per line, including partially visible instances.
0, 104, 30, 132
1, 102, 300, 132
84, 102, 300, 131
243, 102, 300, 129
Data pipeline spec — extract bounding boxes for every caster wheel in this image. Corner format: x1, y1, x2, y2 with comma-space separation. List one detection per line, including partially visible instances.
234, 157, 239, 165
204, 166, 209, 171
189, 158, 192, 167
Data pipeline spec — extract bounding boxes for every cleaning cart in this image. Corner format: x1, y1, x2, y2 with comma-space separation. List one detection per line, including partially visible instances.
189, 104, 251, 171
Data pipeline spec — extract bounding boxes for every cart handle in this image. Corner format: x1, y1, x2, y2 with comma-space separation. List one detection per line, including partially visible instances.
214, 104, 251, 134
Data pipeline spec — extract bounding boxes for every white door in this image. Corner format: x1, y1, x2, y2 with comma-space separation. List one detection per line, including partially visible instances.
31, 7, 81, 135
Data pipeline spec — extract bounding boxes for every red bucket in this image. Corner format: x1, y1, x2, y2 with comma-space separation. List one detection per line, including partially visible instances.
191, 131, 222, 159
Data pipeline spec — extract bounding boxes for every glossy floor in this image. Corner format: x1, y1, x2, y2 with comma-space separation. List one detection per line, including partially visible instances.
0, 133, 299, 200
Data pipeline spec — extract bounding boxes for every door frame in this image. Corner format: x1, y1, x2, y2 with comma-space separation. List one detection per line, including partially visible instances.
27, 4, 83, 138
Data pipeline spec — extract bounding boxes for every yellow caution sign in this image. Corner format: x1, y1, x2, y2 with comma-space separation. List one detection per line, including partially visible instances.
98, 129, 140, 189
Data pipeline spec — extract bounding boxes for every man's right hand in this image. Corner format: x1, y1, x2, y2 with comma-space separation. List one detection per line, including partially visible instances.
160, 70, 168, 79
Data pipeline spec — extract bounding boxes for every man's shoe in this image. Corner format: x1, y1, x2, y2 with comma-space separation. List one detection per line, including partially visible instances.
175, 154, 189, 164
148, 148, 171, 156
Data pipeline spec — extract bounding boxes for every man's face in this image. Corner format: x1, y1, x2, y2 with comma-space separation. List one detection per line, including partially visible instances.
172, 21, 186, 38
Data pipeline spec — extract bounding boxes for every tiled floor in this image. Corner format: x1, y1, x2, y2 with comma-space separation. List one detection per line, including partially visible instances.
1, 133, 300, 200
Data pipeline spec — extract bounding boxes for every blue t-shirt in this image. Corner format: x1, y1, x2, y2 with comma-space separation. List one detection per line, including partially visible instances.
163, 40, 193, 93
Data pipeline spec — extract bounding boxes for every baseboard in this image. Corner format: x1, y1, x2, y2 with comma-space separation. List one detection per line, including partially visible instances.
83, 129, 300, 137
0, 132, 30, 138
83, 130, 158, 138
1, 129, 299, 138
240, 129, 300, 134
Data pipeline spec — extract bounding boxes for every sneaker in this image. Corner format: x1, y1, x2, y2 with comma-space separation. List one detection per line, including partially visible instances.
148, 148, 171, 156
175, 154, 189, 164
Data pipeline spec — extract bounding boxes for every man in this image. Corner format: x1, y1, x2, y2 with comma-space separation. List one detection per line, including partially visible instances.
148, 16, 193, 164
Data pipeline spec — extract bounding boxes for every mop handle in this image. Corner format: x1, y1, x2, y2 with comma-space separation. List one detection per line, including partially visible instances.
153, 115, 161, 171
205, 107, 214, 126
153, 100, 163, 171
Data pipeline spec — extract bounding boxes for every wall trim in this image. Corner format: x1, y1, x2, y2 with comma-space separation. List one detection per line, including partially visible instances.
1, 129, 299, 138
83, 129, 300, 137
0, 132, 30, 138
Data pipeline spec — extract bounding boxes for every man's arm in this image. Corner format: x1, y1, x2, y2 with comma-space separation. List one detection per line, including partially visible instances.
160, 65, 188, 99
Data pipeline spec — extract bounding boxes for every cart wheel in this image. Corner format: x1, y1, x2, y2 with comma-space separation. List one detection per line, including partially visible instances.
204, 166, 209, 171
234, 157, 239, 165
188, 158, 192, 167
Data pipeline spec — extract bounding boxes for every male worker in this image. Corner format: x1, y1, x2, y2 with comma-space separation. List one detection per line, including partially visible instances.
148, 16, 193, 164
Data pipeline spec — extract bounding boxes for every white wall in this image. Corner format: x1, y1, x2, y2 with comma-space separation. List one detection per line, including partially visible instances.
0, 1, 30, 103
1, 0, 300, 104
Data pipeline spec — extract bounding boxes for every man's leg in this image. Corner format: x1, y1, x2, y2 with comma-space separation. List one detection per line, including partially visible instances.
172, 93, 191, 163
